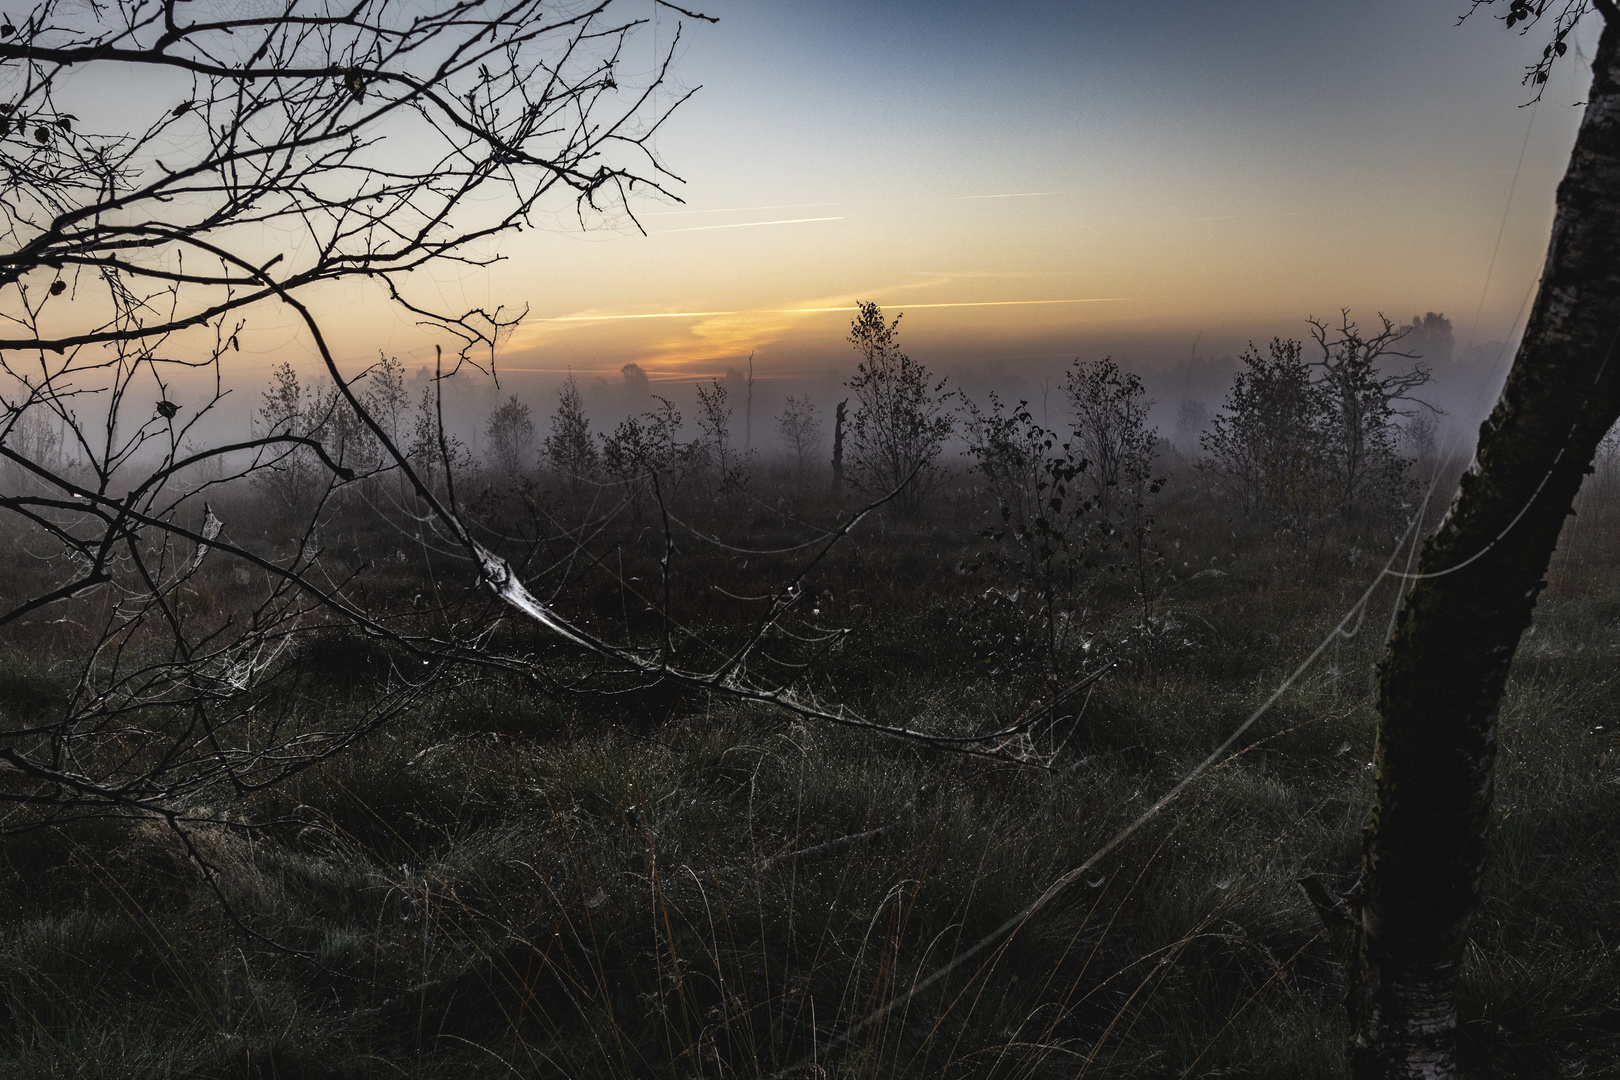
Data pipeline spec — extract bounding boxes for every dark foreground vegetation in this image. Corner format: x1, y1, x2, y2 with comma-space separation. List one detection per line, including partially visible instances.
7, 0, 1616, 1068
3, 431, 1619, 1079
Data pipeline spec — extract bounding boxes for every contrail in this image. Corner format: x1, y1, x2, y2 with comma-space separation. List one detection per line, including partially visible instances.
667, 216, 844, 233
646, 201, 844, 217
536, 310, 737, 323
951, 191, 1066, 200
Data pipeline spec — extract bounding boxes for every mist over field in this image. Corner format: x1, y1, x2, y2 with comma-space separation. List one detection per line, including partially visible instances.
136, 304, 1519, 489
7, 0, 1620, 1077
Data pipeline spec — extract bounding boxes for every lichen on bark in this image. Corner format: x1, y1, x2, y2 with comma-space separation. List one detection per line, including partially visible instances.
1352, 12, 1620, 1078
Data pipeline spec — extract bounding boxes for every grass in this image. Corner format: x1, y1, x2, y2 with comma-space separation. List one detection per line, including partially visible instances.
1, 470, 1618, 1078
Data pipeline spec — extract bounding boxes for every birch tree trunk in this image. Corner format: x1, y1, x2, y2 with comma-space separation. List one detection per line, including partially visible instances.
1353, 10, 1620, 1077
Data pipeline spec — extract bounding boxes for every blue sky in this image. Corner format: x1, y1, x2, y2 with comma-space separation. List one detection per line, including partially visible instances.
415, 0, 1590, 392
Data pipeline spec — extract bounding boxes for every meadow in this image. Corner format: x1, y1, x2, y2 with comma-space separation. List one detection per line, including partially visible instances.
1, 441, 1617, 1080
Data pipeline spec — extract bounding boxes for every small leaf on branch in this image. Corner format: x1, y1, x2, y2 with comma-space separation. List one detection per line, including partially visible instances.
172, 101, 192, 117
33, 125, 47, 144
156, 401, 179, 419
342, 67, 365, 102
49, 280, 64, 295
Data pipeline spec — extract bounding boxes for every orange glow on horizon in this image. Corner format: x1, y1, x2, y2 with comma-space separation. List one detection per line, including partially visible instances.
535, 297, 1127, 323
507, 297, 1137, 374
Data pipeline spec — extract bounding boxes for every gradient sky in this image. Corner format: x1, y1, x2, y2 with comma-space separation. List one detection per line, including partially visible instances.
290, 0, 1597, 408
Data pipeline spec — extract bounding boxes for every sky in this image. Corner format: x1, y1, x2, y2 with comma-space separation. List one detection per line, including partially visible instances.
379, 0, 1594, 402
106, 0, 1604, 439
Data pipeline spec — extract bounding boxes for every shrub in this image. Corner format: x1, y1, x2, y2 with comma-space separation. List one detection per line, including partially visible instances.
485, 394, 536, 478
845, 301, 953, 514
1201, 337, 1335, 531
544, 374, 599, 491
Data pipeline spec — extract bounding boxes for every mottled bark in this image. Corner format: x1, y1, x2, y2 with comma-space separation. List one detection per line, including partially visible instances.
1352, 13, 1620, 1078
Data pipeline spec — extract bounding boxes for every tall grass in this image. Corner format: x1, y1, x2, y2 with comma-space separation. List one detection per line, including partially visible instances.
1, 462, 1618, 1077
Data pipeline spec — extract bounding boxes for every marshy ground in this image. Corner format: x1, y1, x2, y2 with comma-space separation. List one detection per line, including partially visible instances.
2, 460, 1617, 1079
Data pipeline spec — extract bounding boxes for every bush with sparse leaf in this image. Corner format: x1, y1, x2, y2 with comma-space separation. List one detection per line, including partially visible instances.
845, 301, 953, 514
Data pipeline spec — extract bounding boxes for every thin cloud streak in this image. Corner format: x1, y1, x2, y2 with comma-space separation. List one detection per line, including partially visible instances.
651, 193, 1060, 217
666, 216, 845, 233
769, 298, 1124, 313
645, 201, 845, 217
538, 310, 737, 323
1180, 210, 1302, 223
951, 191, 1066, 200
902, 270, 1088, 279
536, 297, 1127, 325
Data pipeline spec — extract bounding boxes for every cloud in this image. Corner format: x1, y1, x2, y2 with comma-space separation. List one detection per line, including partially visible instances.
664, 216, 845, 234
502, 277, 1131, 376
647, 297, 1128, 369
644, 201, 845, 217
950, 191, 1067, 200
534, 310, 737, 323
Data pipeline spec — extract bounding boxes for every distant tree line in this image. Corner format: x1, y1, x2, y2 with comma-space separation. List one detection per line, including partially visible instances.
229, 299, 1436, 698
269, 303, 1437, 556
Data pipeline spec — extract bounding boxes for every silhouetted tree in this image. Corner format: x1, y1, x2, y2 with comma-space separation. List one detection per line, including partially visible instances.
1201, 338, 1333, 528
485, 394, 536, 478
832, 399, 848, 490
601, 396, 682, 517
743, 354, 756, 453
0, 400, 59, 490
1400, 411, 1440, 475
1342, 4, 1620, 1076
407, 378, 471, 496
620, 362, 652, 414
1306, 311, 1432, 519
844, 302, 952, 514
777, 394, 823, 487
1063, 356, 1155, 517
695, 377, 749, 503
544, 374, 599, 491
255, 361, 327, 510
1403, 311, 1455, 368
964, 392, 1095, 668
360, 355, 411, 453
1174, 398, 1210, 457
0, 0, 712, 829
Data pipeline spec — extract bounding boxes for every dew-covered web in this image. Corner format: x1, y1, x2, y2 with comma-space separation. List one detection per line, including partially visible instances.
473, 475, 1111, 755
455, 199, 1601, 1066
771, 265, 1592, 1068
542, 322, 1620, 1069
